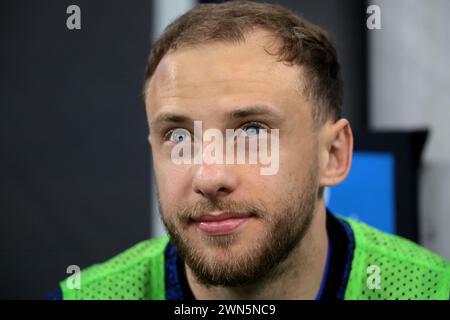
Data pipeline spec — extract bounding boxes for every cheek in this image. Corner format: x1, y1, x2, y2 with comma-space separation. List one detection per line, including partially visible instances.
277, 139, 316, 185
236, 167, 283, 208
154, 160, 192, 205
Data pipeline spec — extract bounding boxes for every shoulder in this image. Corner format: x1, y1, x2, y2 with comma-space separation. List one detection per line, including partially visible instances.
59, 236, 170, 300
341, 217, 450, 300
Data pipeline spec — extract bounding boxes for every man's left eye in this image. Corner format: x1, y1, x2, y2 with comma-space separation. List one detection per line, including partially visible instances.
242, 122, 266, 136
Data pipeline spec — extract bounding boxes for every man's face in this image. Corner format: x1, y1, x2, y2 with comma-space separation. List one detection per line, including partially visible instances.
146, 30, 321, 286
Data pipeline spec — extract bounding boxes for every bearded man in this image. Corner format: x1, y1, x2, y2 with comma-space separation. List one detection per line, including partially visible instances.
55, 1, 450, 300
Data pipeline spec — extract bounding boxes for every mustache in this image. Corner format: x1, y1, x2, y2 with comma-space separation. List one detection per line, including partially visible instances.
176, 199, 268, 224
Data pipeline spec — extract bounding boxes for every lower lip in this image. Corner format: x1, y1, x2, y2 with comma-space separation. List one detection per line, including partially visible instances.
194, 217, 251, 236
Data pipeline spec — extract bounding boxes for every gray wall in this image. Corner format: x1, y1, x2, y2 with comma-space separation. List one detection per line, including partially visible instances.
368, 0, 450, 259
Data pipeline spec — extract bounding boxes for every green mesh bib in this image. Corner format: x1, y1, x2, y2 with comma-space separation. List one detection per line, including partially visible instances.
342, 218, 450, 300
60, 236, 169, 300
60, 218, 450, 300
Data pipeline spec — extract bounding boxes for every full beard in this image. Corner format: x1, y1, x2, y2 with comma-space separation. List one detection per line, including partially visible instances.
159, 167, 319, 288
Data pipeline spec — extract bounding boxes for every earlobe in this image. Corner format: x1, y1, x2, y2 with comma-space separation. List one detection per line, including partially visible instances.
319, 119, 353, 188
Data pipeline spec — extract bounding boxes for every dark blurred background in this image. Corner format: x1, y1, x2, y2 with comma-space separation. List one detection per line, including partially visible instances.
0, 0, 153, 298
1, 0, 449, 299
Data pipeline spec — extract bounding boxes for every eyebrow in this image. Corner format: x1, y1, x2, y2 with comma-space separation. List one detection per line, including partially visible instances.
150, 104, 284, 131
226, 105, 284, 122
151, 113, 191, 127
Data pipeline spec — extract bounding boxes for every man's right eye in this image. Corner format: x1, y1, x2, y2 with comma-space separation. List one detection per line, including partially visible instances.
166, 128, 191, 143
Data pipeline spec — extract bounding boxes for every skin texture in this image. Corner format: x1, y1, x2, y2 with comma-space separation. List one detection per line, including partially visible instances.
145, 28, 353, 299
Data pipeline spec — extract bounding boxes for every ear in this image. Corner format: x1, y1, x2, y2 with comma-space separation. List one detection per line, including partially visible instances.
319, 119, 353, 188
148, 133, 152, 145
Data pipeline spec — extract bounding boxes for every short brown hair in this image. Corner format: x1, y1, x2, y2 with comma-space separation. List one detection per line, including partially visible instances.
143, 0, 343, 124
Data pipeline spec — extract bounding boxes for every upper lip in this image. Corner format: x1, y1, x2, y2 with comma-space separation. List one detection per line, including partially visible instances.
191, 211, 253, 223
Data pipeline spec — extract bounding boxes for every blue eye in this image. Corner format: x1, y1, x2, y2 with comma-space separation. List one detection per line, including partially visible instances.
168, 128, 191, 143
242, 123, 265, 136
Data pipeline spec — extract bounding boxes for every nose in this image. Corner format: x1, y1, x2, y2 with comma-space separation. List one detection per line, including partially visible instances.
192, 163, 239, 200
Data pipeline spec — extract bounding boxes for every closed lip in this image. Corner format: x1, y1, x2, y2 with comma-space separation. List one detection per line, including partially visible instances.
190, 211, 253, 223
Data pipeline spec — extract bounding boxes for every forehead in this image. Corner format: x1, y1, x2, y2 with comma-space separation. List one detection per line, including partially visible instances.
145, 29, 304, 117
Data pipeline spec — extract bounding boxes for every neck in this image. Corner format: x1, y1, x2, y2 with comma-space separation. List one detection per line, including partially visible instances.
185, 202, 329, 300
